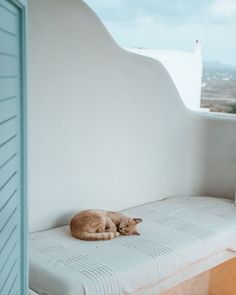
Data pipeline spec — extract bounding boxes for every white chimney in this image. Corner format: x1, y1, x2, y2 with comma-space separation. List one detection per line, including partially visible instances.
194, 39, 202, 55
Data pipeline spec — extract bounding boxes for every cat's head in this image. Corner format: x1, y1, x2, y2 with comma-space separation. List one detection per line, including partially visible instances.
118, 217, 143, 235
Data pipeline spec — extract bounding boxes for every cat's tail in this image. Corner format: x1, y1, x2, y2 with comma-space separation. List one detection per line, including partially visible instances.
71, 231, 120, 241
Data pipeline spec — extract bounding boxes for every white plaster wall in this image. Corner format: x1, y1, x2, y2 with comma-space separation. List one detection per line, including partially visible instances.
28, 0, 236, 232
129, 48, 202, 111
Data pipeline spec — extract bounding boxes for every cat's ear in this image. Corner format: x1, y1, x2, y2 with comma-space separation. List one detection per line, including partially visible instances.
134, 231, 140, 235
133, 218, 143, 224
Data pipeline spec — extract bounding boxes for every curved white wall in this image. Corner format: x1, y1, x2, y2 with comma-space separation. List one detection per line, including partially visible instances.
28, 0, 236, 232
129, 48, 203, 111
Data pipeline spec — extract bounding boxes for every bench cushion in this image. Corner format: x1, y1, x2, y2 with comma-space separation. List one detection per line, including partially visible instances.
29, 197, 236, 295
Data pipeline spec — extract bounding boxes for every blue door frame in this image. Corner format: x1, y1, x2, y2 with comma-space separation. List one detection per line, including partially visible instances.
0, 0, 27, 294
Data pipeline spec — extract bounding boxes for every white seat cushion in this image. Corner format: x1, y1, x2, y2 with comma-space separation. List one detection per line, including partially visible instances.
29, 197, 236, 295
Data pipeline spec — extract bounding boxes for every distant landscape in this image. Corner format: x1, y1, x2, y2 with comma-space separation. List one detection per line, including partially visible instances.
201, 61, 236, 114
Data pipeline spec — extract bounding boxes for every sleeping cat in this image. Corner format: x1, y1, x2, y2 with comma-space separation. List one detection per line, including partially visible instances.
70, 210, 142, 241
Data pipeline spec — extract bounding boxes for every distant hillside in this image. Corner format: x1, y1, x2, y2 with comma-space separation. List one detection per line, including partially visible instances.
204, 61, 236, 70
201, 61, 236, 113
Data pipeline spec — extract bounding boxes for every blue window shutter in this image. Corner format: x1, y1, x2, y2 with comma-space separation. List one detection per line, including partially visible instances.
0, 0, 27, 294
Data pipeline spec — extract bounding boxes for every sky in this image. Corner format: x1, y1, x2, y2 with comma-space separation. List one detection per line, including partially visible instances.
84, 0, 236, 66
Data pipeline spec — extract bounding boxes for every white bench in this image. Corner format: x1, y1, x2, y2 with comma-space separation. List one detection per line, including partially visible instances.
29, 197, 236, 295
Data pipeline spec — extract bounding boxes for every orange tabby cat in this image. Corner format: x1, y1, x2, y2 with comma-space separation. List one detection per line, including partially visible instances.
70, 210, 142, 241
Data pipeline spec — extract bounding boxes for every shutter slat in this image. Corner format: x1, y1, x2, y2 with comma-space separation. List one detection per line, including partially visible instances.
0, 221, 17, 255
0, 259, 18, 294
0, 4, 17, 35
0, 169, 17, 209
0, 98, 18, 123
0, 55, 18, 77
0, 135, 17, 167
0, 150, 17, 186
8, 274, 18, 295
0, 78, 17, 100
0, 0, 18, 15
0, 244, 19, 288
0, 228, 17, 271
0, 243, 18, 286
0, 190, 17, 232
0, 152, 17, 170
0, 206, 18, 252
0, 30, 18, 56
0, 116, 17, 147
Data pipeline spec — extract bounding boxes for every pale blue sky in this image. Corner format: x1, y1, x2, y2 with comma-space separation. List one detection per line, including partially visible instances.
84, 0, 236, 66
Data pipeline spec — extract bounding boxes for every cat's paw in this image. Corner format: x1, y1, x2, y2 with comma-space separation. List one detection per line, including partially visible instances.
115, 232, 121, 237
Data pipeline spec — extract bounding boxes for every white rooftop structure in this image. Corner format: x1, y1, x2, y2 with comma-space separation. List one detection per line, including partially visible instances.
129, 40, 202, 111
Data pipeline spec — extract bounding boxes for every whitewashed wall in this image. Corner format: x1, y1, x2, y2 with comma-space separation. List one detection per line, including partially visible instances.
129, 47, 202, 111
28, 0, 236, 232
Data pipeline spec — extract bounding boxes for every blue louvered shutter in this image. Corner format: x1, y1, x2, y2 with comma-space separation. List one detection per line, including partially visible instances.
0, 0, 27, 294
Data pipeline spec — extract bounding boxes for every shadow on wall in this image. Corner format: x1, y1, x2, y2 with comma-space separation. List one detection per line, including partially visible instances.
203, 116, 236, 197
